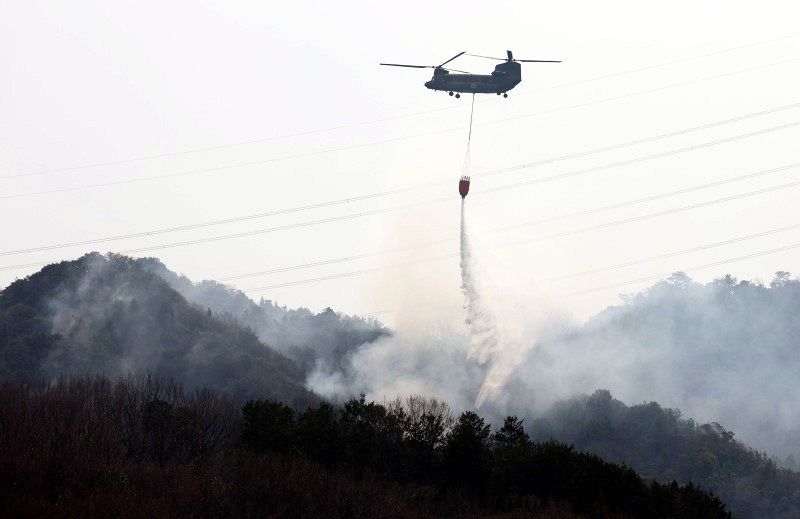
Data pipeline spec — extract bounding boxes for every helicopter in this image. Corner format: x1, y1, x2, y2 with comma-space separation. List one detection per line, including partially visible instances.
380, 50, 560, 98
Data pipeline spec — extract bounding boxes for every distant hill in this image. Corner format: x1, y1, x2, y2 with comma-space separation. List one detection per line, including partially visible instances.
531, 389, 800, 519
138, 257, 388, 377
0, 252, 315, 403
515, 271, 800, 465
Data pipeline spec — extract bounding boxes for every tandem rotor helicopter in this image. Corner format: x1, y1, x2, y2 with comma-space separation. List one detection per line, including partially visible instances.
380, 50, 561, 98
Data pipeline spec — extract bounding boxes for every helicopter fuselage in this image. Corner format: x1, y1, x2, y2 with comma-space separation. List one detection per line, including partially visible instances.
424, 60, 521, 94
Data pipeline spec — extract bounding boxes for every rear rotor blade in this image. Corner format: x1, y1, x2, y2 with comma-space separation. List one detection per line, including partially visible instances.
466, 53, 562, 63
438, 51, 466, 67
379, 63, 433, 68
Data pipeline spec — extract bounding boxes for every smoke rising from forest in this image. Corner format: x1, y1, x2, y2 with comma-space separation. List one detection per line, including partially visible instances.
303, 252, 800, 466
8, 252, 800, 466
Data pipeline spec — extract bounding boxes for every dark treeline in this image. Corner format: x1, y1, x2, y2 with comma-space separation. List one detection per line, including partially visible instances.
0, 374, 730, 518
529, 389, 800, 518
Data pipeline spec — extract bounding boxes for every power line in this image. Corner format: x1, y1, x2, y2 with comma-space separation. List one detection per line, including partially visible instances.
479, 58, 798, 130
3, 115, 797, 259
243, 230, 800, 294
238, 177, 800, 292
213, 163, 800, 283
514, 31, 800, 94
8, 30, 798, 180
0, 187, 422, 257
496, 162, 800, 232
519, 177, 800, 244
481, 102, 800, 178
116, 197, 449, 255
243, 253, 455, 292
0, 125, 461, 188
218, 240, 447, 281
246, 234, 800, 317
474, 121, 800, 196
565, 242, 800, 297
5, 162, 800, 290
2, 109, 456, 180
550, 223, 800, 281
4, 58, 796, 199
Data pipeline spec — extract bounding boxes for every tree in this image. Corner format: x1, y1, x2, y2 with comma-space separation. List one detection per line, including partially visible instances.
493, 416, 529, 451
771, 271, 792, 288
491, 416, 533, 496
667, 271, 692, 288
241, 400, 295, 453
296, 402, 343, 465
340, 395, 404, 474
441, 411, 491, 493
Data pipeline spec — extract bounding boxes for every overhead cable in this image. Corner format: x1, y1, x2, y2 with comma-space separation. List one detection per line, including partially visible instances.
3, 117, 797, 258
3, 59, 796, 196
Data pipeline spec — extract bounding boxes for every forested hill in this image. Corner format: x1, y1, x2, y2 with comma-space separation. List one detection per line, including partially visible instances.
531, 389, 800, 518
0, 252, 314, 403
138, 257, 387, 375
523, 271, 800, 465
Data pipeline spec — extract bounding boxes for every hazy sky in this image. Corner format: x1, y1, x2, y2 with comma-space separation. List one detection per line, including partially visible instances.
2, 1, 800, 323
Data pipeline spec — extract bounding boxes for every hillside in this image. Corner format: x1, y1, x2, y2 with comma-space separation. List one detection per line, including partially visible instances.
138, 257, 387, 376
531, 389, 800, 518
513, 271, 800, 464
0, 252, 314, 403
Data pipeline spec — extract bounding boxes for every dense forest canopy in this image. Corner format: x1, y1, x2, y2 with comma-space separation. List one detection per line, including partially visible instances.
0, 374, 731, 518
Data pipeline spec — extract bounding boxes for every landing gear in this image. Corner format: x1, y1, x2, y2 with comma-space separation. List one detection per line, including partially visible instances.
496, 92, 501, 95
503, 93, 508, 98
455, 93, 461, 99
448, 91, 454, 96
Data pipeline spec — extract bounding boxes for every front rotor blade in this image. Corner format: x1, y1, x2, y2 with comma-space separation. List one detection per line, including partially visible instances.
379, 63, 432, 68
438, 51, 466, 67
516, 59, 562, 63
442, 68, 473, 74
465, 53, 505, 61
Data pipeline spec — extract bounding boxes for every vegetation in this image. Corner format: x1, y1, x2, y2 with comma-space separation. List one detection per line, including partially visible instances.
0, 253, 315, 404
4, 255, 800, 517
543, 271, 800, 464
0, 374, 729, 518
238, 397, 731, 517
139, 256, 387, 375
532, 389, 800, 518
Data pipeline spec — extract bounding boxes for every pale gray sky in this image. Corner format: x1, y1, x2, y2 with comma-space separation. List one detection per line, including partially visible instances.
2, 0, 800, 323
